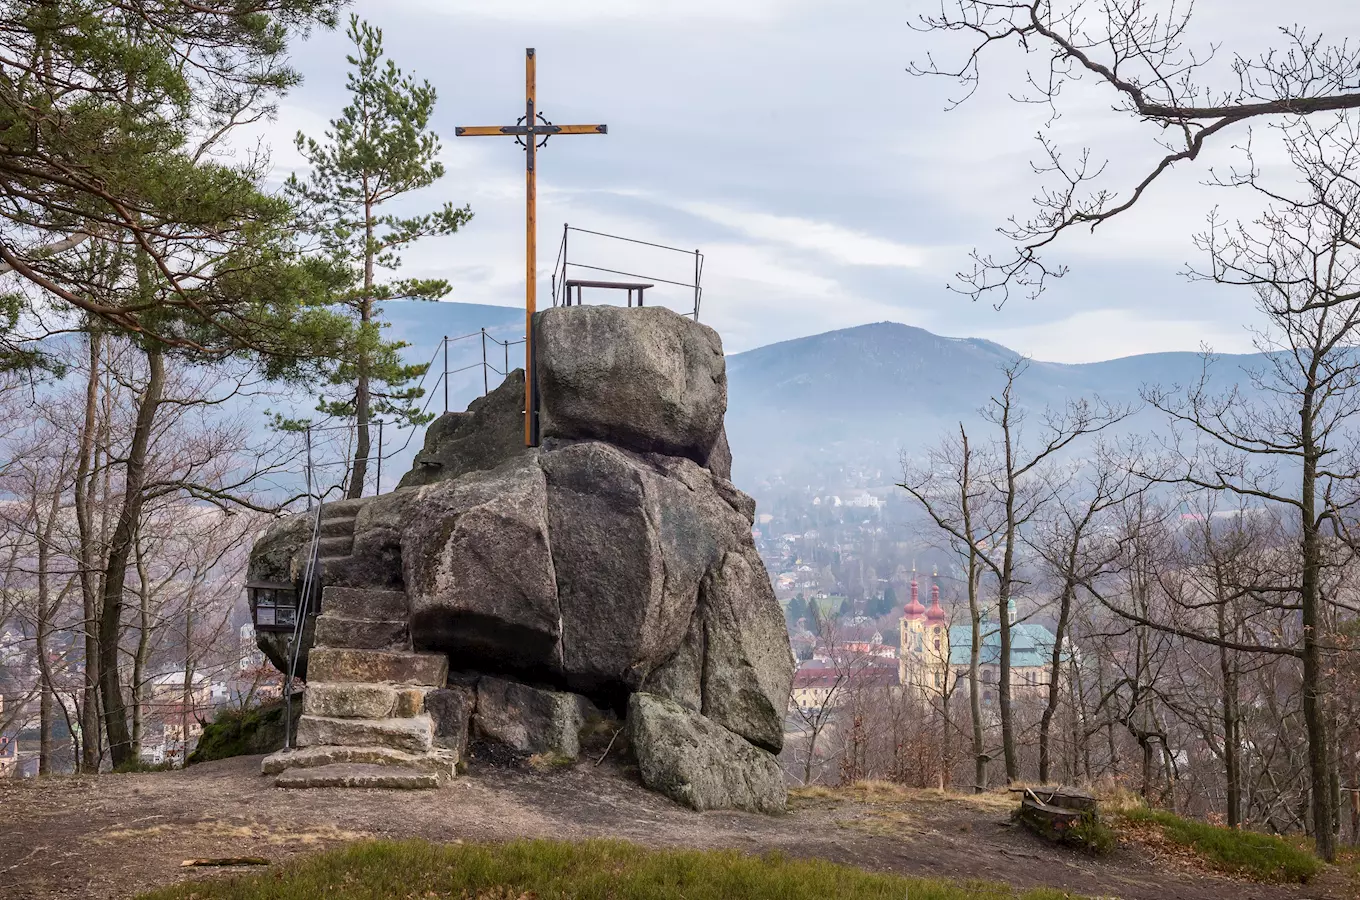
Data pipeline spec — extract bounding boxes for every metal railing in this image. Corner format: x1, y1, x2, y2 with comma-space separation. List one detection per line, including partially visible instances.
286, 327, 527, 503
433, 328, 526, 414
271, 320, 528, 732
551, 224, 703, 320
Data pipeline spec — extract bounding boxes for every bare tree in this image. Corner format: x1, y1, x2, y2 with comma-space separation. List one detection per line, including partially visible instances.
1028, 447, 1140, 783
1129, 116, 1360, 859
902, 360, 1130, 782
901, 423, 999, 791
911, 0, 1360, 303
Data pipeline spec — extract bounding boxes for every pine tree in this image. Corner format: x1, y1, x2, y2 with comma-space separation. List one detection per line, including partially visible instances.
287, 15, 473, 498
0, 0, 347, 371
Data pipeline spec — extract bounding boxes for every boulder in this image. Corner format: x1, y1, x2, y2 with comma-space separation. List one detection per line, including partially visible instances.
245, 514, 315, 677
540, 442, 743, 692
641, 613, 704, 712
248, 513, 312, 585
474, 677, 590, 759
398, 370, 527, 489
536, 306, 726, 466
700, 548, 795, 753
402, 456, 562, 675
627, 693, 785, 814
424, 685, 476, 759
707, 427, 732, 481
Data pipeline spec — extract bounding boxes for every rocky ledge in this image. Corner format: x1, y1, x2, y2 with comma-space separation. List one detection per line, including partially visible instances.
251, 305, 793, 813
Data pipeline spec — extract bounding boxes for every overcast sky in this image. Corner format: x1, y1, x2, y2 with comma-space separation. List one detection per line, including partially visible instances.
253, 0, 1360, 362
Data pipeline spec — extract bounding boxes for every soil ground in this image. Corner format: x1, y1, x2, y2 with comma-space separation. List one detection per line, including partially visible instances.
2, 755, 1351, 900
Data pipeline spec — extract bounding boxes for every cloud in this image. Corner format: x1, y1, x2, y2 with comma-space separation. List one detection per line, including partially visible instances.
973, 309, 1255, 365
676, 200, 933, 269
254, 0, 1357, 365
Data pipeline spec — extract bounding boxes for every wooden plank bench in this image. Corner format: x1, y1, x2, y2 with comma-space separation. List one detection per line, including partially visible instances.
563, 279, 654, 308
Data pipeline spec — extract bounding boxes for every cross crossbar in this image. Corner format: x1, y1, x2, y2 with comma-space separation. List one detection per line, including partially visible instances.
456, 124, 608, 137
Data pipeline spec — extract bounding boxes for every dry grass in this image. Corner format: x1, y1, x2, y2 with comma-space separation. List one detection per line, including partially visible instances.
791, 780, 1016, 812
1115, 807, 1322, 884
134, 838, 1084, 900
833, 806, 922, 837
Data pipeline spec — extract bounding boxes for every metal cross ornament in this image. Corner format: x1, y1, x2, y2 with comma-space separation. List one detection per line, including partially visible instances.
456, 48, 608, 447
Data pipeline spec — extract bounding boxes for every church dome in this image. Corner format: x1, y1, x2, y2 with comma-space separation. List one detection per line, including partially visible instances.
926, 580, 947, 622
903, 575, 926, 619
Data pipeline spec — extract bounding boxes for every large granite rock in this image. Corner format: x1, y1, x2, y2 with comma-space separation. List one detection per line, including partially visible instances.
402, 456, 561, 675
246, 305, 794, 813
398, 369, 526, 489
627, 692, 785, 813
536, 306, 726, 467
541, 442, 745, 693
699, 549, 794, 752
424, 685, 475, 760
474, 677, 591, 759
642, 614, 704, 712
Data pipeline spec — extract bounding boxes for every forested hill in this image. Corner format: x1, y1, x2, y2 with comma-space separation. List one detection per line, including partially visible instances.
380, 305, 1268, 482
721, 321, 1267, 479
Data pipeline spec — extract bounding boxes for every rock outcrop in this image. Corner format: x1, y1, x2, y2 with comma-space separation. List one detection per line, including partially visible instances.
399, 370, 526, 489
250, 305, 793, 811
628, 692, 786, 814
537, 305, 727, 467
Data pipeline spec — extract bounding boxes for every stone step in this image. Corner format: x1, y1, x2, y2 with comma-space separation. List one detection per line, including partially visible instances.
317, 535, 354, 557
296, 713, 435, 754
320, 498, 370, 520
318, 516, 358, 538
315, 615, 409, 651
321, 586, 408, 621
262, 745, 456, 776
276, 763, 440, 790
308, 647, 446, 686
303, 682, 425, 719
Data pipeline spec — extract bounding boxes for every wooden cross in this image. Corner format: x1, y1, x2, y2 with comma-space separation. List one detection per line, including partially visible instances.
456, 48, 608, 447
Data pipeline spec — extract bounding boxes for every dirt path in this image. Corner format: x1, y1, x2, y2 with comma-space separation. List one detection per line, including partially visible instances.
1, 756, 1348, 900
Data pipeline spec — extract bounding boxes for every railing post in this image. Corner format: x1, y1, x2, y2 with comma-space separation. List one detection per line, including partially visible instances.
562, 223, 569, 307
375, 420, 383, 495
304, 424, 313, 513
694, 249, 701, 320
442, 335, 449, 413
505, 339, 510, 377
481, 328, 489, 395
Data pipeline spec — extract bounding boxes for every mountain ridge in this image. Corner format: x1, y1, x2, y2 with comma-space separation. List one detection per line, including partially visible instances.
376, 303, 1268, 482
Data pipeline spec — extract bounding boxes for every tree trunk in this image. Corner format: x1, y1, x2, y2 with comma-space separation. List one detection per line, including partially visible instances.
1300, 389, 1337, 862
1039, 579, 1076, 784
998, 412, 1019, 782
181, 600, 195, 764
957, 425, 988, 794
968, 571, 986, 793
74, 330, 103, 772
1218, 601, 1241, 828
998, 568, 1017, 781
131, 541, 152, 760
99, 345, 165, 769
35, 478, 62, 775
347, 194, 376, 500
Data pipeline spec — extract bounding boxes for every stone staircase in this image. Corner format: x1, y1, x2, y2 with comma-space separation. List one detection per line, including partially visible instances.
262, 586, 453, 789
315, 500, 363, 581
